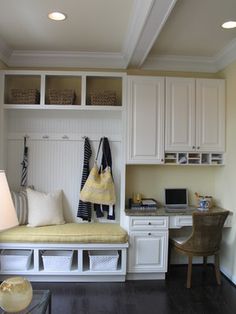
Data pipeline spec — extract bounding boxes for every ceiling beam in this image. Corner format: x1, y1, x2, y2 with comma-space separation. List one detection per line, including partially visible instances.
123, 0, 177, 68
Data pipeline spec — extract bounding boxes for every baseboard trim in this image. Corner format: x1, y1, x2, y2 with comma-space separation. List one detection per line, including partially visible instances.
126, 273, 166, 280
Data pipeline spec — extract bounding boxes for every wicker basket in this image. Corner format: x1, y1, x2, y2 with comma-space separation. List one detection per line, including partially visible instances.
48, 89, 75, 105
11, 89, 40, 104
88, 250, 119, 271
90, 91, 116, 106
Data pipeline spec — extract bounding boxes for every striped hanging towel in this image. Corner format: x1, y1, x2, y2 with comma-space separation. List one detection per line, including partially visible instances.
77, 137, 92, 221
20, 136, 28, 187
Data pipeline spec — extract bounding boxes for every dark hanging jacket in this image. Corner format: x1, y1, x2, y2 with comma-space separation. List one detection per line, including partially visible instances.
94, 137, 115, 220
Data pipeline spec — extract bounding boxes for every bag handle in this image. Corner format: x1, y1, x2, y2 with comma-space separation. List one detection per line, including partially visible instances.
95, 137, 103, 161
95, 137, 108, 167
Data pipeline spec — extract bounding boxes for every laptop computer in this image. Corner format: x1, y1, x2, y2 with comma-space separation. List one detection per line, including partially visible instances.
165, 188, 189, 212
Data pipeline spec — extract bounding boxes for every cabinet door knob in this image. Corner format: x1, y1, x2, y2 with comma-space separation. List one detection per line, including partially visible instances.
148, 222, 151, 225
197, 146, 200, 149
192, 146, 195, 149
148, 232, 151, 236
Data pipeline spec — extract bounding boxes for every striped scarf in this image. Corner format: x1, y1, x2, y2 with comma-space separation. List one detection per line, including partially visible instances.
77, 137, 92, 221
21, 137, 28, 187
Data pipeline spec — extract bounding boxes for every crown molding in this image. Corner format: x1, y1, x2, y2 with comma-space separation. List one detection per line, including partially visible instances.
7, 50, 127, 69
142, 55, 218, 72
214, 38, 236, 71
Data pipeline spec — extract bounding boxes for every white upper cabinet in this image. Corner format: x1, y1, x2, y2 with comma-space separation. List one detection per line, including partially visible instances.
165, 77, 195, 151
165, 78, 225, 152
127, 76, 165, 164
196, 79, 225, 152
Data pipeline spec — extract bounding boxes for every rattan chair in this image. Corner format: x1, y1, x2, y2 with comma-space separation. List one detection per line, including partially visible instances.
170, 210, 229, 288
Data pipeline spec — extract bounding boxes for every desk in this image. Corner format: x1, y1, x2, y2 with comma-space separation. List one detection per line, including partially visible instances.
125, 206, 232, 228
0, 290, 51, 314
125, 207, 232, 280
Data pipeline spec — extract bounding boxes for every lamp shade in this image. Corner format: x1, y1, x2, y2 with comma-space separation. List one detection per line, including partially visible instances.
0, 171, 19, 231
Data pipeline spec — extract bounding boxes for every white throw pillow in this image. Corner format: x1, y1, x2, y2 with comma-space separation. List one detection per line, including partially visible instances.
27, 188, 65, 227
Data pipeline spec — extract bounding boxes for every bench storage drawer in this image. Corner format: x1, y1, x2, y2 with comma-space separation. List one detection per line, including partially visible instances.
0, 249, 32, 271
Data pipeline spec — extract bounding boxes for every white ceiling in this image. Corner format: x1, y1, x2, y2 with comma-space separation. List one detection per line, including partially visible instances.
0, 0, 236, 72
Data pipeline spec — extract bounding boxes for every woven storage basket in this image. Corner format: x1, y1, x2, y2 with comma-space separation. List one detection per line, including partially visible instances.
42, 250, 73, 271
11, 89, 40, 104
88, 250, 119, 271
48, 89, 75, 105
90, 91, 116, 106
0, 250, 32, 271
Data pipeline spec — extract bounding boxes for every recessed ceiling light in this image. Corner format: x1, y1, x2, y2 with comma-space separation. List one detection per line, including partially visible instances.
48, 11, 67, 21
221, 21, 236, 29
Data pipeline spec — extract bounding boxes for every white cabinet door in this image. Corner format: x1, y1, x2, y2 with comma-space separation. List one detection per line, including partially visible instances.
165, 77, 195, 151
165, 77, 225, 153
127, 76, 165, 164
196, 79, 225, 152
128, 231, 168, 273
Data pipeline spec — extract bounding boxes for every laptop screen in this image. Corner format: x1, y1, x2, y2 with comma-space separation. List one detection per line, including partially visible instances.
165, 188, 188, 207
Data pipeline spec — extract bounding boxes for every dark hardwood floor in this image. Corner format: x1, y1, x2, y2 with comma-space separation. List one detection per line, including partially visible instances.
32, 265, 236, 314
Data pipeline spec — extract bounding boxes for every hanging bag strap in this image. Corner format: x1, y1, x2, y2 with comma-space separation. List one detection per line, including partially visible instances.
95, 137, 109, 167
95, 137, 103, 161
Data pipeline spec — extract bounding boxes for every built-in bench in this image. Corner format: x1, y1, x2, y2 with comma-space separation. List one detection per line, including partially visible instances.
0, 223, 129, 282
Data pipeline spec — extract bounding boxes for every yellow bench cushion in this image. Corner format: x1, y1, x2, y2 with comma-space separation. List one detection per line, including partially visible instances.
0, 223, 128, 244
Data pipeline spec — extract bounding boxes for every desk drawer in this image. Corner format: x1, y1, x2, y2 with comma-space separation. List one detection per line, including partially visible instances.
169, 215, 192, 229
130, 217, 168, 231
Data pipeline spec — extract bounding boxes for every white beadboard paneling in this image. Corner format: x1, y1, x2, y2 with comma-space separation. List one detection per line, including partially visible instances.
6, 110, 122, 136
7, 138, 121, 223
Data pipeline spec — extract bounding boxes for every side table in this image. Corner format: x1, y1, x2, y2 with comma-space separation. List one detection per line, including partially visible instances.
0, 290, 51, 314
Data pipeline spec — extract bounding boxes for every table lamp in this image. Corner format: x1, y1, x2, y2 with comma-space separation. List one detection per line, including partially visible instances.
0, 170, 33, 313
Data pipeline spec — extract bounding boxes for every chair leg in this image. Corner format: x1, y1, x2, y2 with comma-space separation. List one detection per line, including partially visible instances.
214, 253, 221, 285
187, 255, 193, 288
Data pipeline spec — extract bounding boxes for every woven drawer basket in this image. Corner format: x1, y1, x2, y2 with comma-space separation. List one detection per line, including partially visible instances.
88, 250, 119, 271
11, 89, 40, 104
48, 89, 75, 105
90, 91, 116, 106
0, 249, 32, 271
42, 250, 73, 271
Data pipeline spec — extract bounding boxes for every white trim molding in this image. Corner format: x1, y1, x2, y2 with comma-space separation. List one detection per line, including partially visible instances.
142, 55, 218, 73
142, 37, 236, 73
7, 50, 127, 69
215, 37, 236, 71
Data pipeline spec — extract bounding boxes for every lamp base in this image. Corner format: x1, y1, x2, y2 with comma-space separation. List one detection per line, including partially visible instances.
0, 276, 33, 312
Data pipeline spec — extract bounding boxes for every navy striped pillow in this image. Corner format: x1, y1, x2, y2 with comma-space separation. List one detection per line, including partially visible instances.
11, 190, 28, 225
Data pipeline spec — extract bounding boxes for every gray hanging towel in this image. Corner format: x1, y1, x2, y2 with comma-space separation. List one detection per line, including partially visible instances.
77, 137, 92, 221
20, 136, 28, 187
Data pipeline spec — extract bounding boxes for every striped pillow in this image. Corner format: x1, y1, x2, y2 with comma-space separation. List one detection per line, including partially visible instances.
11, 190, 28, 225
